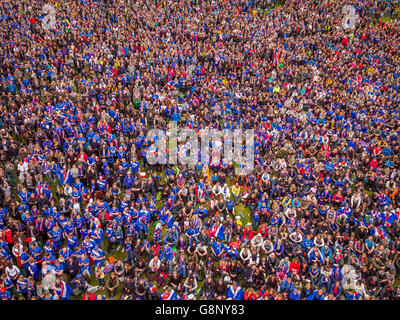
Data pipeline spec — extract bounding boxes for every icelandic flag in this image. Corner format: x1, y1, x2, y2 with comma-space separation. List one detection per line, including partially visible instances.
25, 154, 37, 163
359, 217, 368, 228
210, 224, 224, 241
379, 193, 391, 207
161, 289, 178, 300
61, 170, 72, 186
35, 181, 43, 198
227, 285, 244, 300
153, 224, 162, 242
196, 182, 204, 200
54, 281, 72, 300
373, 226, 391, 244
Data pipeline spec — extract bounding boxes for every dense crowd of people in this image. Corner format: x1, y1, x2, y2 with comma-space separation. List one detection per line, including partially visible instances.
0, 0, 400, 300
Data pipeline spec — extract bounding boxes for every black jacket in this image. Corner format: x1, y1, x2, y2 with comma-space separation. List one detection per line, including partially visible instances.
214, 282, 228, 297
65, 258, 80, 277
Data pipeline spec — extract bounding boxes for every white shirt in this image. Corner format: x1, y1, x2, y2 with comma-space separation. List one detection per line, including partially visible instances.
18, 162, 29, 174
6, 265, 20, 278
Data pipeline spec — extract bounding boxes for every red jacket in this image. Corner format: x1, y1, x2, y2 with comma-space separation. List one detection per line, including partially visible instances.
257, 226, 268, 238
83, 292, 97, 300
243, 228, 254, 240
289, 261, 300, 274
244, 291, 256, 300
1, 229, 13, 244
